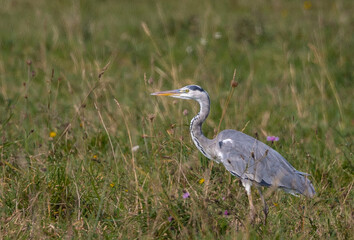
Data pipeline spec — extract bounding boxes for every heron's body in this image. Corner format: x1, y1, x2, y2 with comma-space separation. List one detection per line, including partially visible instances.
215, 129, 314, 196
152, 85, 315, 222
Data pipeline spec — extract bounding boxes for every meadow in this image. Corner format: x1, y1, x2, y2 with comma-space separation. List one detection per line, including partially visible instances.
0, 0, 353, 239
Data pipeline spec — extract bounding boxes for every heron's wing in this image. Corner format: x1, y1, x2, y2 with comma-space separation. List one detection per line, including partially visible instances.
216, 130, 315, 196
219, 144, 273, 187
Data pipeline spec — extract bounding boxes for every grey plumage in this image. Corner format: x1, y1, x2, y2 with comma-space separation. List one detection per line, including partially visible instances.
216, 130, 315, 197
152, 84, 315, 222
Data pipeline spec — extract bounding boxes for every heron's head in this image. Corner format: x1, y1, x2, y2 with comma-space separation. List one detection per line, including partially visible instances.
151, 85, 207, 100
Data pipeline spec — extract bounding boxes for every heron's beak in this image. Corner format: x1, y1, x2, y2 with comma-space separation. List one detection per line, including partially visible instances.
151, 89, 181, 96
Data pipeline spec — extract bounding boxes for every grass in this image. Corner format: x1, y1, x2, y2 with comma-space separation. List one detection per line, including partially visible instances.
0, 0, 353, 239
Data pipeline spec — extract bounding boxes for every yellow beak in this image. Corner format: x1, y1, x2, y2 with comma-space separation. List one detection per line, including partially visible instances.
151, 89, 181, 96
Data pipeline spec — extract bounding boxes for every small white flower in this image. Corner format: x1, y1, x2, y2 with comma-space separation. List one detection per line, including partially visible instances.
214, 32, 222, 39
255, 26, 263, 35
186, 46, 193, 54
200, 38, 207, 46
132, 145, 140, 152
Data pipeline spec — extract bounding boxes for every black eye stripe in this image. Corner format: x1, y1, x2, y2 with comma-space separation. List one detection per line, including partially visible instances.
187, 85, 203, 92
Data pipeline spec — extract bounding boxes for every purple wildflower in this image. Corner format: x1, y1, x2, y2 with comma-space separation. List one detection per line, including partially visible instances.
224, 210, 229, 216
182, 192, 190, 199
168, 216, 173, 222
267, 136, 279, 142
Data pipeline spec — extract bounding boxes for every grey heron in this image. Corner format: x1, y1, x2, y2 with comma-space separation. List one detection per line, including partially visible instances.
152, 85, 315, 223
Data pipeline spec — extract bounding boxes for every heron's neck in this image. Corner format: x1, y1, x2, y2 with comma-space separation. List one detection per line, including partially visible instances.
190, 95, 213, 159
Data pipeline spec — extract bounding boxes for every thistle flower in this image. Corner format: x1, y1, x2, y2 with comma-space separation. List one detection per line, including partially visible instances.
267, 136, 279, 142
182, 192, 190, 199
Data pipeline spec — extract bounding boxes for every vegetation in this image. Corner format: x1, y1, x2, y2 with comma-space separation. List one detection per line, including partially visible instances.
0, 0, 352, 238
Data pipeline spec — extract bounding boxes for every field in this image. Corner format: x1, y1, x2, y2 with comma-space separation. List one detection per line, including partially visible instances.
0, 0, 353, 239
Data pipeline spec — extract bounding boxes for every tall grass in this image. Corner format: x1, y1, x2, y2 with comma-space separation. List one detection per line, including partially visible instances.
0, 0, 353, 239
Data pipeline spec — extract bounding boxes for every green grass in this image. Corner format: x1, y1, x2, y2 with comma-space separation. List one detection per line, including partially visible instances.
0, 0, 353, 239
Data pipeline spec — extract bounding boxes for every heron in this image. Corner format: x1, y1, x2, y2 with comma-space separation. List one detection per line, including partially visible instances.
151, 85, 315, 223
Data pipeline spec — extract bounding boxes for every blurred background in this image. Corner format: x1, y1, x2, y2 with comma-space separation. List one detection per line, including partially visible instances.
0, 0, 352, 238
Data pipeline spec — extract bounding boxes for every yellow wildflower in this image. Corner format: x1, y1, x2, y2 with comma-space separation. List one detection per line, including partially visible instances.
49, 131, 57, 138
199, 178, 205, 184
166, 128, 174, 136
93, 155, 98, 159
303, 1, 312, 10
273, 203, 278, 207
281, 10, 288, 18
110, 183, 115, 188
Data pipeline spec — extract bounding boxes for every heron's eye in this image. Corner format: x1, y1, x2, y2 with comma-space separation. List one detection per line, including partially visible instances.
185, 89, 189, 93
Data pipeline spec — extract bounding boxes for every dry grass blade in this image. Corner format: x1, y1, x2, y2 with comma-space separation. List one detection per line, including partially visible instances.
114, 98, 139, 206
217, 69, 238, 134
94, 102, 117, 162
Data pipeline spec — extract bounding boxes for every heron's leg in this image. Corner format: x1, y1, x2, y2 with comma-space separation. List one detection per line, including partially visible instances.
242, 181, 255, 222
257, 187, 268, 224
